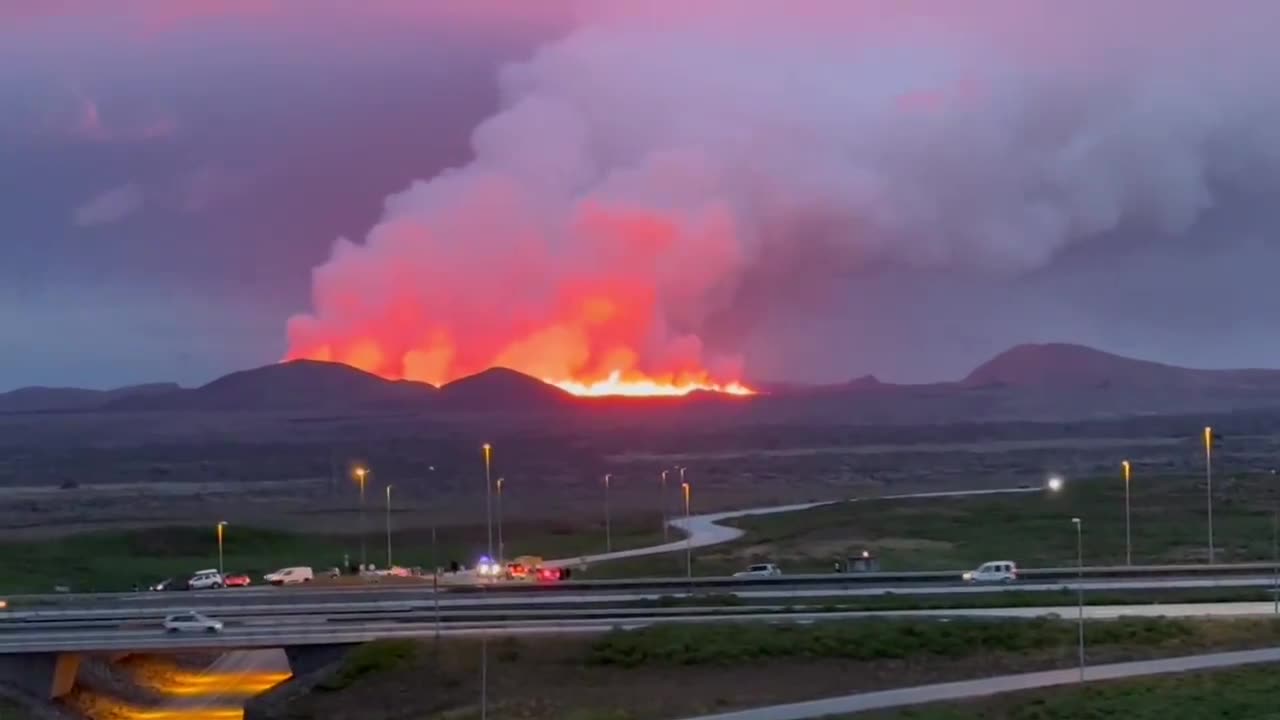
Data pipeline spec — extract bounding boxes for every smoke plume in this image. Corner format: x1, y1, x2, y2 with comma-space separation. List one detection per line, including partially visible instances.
286, 0, 1280, 390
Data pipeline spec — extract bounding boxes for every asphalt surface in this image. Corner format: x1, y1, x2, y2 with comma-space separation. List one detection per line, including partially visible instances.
3, 601, 1279, 654
676, 646, 1280, 720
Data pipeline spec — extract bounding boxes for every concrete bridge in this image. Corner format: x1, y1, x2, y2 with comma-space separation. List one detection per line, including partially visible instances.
0, 633, 356, 702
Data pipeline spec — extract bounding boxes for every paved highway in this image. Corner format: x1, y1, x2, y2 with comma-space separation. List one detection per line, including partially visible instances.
676, 646, 1280, 720
3, 575, 1277, 626
2, 601, 1279, 654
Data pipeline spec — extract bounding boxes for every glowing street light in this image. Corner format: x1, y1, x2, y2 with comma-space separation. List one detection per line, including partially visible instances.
483, 444, 494, 561
682, 481, 692, 579
1047, 475, 1064, 493
216, 521, 228, 576
1122, 460, 1132, 566
354, 466, 370, 569
604, 474, 613, 553
1204, 426, 1215, 565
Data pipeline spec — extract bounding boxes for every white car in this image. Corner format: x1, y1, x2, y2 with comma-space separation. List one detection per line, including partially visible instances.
163, 612, 223, 634
733, 563, 782, 578
187, 569, 225, 590
264, 566, 314, 585
963, 561, 1018, 583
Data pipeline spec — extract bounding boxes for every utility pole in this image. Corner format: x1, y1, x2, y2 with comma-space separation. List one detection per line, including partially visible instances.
483, 444, 493, 561
385, 485, 393, 569
1073, 517, 1084, 682
660, 470, 670, 543
1122, 460, 1132, 566
1205, 427, 1215, 565
604, 474, 613, 553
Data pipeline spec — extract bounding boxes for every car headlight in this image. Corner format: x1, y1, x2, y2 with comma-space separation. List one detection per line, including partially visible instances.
962, 572, 973, 581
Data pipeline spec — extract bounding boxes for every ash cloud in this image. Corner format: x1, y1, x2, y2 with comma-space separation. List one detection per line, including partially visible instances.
73, 183, 144, 227
287, 0, 1280, 385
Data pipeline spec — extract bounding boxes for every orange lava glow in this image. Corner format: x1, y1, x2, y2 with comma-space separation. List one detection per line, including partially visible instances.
548, 370, 754, 397
286, 335, 756, 398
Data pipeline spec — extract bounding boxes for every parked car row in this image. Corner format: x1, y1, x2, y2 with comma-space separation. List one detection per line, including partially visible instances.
149, 566, 314, 592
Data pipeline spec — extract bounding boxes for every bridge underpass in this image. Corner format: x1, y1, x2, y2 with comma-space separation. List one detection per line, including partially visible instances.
0, 641, 353, 716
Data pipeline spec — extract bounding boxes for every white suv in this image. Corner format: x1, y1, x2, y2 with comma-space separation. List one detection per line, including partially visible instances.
188, 569, 225, 590
733, 563, 782, 578
963, 561, 1018, 583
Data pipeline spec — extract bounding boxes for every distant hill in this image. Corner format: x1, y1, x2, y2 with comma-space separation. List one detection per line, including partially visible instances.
0, 383, 180, 414
106, 360, 436, 412
11, 342, 1280, 421
965, 343, 1280, 391
437, 367, 575, 410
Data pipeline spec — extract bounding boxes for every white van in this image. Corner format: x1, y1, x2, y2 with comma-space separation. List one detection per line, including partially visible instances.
264, 566, 314, 585
963, 561, 1018, 583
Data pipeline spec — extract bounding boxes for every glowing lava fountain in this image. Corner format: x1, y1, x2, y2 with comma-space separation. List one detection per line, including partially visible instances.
546, 370, 755, 397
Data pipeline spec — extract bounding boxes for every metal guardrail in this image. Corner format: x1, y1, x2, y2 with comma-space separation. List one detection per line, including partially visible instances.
4, 563, 1276, 606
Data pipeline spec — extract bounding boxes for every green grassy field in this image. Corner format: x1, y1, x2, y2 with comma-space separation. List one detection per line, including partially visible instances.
0, 519, 664, 594
850, 663, 1280, 719
585, 616, 1280, 667
267, 617, 1280, 720
582, 473, 1280, 577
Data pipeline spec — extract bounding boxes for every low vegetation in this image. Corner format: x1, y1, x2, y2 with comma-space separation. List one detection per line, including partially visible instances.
583, 473, 1280, 577
584, 617, 1276, 668
267, 617, 1280, 720
0, 520, 663, 594
852, 663, 1280, 719
317, 639, 422, 692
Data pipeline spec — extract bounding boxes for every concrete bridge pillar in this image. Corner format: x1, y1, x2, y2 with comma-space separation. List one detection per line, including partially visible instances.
285, 644, 352, 677
0, 652, 81, 699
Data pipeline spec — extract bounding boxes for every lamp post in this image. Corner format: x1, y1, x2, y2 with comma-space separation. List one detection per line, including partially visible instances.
1205, 427, 1215, 565
385, 485, 393, 569
482, 444, 494, 561
1272, 470, 1278, 616
660, 470, 670, 543
355, 467, 369, 569
496, 478, 505, 565
682, 481, 692, 579
1122, 460, 1132, 566
216, 521, 227, 576
604, 474, 613, 553
1073, 517, 1084, 682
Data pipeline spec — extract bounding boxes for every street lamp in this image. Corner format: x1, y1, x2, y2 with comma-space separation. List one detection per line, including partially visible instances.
1047, 475, 1064, 493
482, 443, 494, 561
1272, 469, 1279, 616
1072, 517, 1084, 682
496, 477, 505, 565
385, 484, 393, 569
216, 521, 228, 576
660, 470, 670, 543
1122, 460, 1132, 566
354, 467, 370, 569
1204, 427, 1215, 565
682, 481, 692, 579
604, 474, 613, 553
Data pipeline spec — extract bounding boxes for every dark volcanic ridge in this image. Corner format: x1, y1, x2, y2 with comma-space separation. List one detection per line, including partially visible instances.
5, 343, 1280, 422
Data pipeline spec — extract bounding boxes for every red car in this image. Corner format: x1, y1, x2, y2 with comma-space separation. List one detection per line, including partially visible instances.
224, 574, 251, 587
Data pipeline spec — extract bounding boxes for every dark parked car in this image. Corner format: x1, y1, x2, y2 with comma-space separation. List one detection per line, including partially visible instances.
150, 578, 190, 592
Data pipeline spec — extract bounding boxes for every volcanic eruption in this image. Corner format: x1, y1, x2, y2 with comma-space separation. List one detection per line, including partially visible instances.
285, 1, 1280, 395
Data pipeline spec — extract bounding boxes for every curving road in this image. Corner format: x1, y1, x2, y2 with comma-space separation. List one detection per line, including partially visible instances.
545, 486, 1041, 568
675, 646, 1280, 720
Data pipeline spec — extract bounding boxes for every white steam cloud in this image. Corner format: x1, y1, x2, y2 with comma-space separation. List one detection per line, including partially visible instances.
288, 0, 1280, 385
